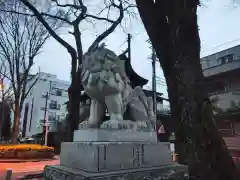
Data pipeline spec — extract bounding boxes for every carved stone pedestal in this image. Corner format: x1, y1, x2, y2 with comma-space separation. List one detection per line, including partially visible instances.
60, 141, 172, 172
43, 140, 188, 179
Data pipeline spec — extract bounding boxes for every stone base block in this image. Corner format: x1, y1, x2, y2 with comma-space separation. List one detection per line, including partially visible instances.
44, 164, 188, 180
100, 120, 155, 131
60, 142, 172, 173
73, 129, 157, 142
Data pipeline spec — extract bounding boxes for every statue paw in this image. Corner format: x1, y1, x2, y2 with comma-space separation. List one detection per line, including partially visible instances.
78, 121, 99, 129
100, 120, 134, 130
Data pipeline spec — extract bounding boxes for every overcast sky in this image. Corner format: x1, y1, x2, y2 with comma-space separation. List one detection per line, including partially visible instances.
31, 0, 240, 100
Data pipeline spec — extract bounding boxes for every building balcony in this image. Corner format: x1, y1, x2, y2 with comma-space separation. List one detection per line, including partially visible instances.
49, 104, 61, 110
203, 60, 240, 77
209, 90, 240, 111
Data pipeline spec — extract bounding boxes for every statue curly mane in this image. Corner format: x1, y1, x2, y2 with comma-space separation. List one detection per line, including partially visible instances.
81, 45, 129, 101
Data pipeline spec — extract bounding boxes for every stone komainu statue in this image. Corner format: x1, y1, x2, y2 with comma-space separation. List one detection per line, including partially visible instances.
79, 44, 155, 130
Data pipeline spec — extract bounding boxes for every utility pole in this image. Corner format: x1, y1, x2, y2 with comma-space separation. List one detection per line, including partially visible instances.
43, 81, 52, 146
43, 92, 49, 145
127, 34, 132, 62
152, 47, 157, 115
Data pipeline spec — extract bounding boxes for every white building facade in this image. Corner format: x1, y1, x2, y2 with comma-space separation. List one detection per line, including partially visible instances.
21, 72, 70, 137
201, 45, 240, 111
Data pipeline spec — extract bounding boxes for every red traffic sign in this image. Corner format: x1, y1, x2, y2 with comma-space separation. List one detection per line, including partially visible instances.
158, 125, 166, 134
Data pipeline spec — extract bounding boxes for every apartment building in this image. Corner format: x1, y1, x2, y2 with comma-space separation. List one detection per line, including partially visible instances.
21, 72, 70, 138
201, 45, 240, 111
201, 45, 240, 136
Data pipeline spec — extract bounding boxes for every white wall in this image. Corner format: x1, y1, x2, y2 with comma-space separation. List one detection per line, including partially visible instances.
210, 91, 240, 111
21, 72, 70, 137
157, 101, 163, 111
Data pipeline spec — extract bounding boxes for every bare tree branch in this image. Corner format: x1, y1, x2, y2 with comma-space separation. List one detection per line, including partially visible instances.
85, 14, 115, 23
41, 12, 72, 25
19, 73, 38, 112
23, 75, 38, 100
20, 0, 76, 53
51, 0, 82, 9
0, 0, 65, 142
0, 59, 11, 81
0, 9, 33, 16
72, 0, 87, 24
88, 0, 125, 52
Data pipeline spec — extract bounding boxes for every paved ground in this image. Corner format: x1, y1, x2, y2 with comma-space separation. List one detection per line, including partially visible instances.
0, 158, 59, 179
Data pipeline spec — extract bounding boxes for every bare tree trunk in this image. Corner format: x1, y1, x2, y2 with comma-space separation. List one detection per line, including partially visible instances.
12, 101, 20, 144
66, 52, 82, 142
165, 58, 238, 179
136, 0, 239, 179
66, 83, 81, 142
0, 86, 4, 138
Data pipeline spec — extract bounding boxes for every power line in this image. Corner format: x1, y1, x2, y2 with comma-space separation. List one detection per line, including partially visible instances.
156, 79, 166, 83
150, 80, 166, 84
119, 39, 128, 49
156, 83, 167, 87
156, 76, 166, 80
201, 38, 240, 54
148, 79, 167, 86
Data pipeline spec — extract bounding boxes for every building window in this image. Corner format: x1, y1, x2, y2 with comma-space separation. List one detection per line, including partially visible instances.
157, 101, 163, 111
39, 119, 44, 125
220, 54, 233, 64
48, 112, 56, 122
49, 100, 57, 109
57, 104, 61, 110
40, 107, 45, 110
56, 89, 62, 96
48, 112, 58, 126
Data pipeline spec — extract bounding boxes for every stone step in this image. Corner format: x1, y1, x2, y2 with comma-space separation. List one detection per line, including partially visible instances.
44, 164, 188, 180
223, 137, 240, 150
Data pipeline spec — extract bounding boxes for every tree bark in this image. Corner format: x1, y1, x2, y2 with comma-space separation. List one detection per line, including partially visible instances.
1, 104, 11, 141
11, 101, 20, 144
66, 53, 82, 142
66, 83, 81, 141
136, 0, 238, 179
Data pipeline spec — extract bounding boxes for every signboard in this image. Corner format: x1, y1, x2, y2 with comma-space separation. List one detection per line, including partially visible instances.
39, 119, 57, 127
157, 125, 166, 135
